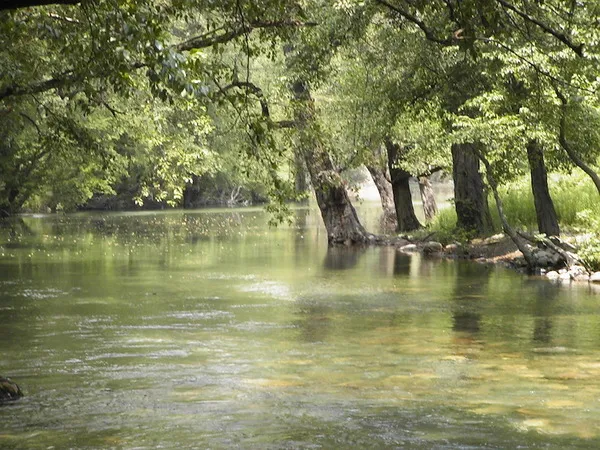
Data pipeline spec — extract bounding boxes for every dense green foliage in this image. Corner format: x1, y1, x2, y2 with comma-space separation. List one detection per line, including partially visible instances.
2, 0, 600, 252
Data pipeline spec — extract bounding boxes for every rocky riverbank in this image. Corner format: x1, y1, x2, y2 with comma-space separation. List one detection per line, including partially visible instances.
399, 233, 600, 284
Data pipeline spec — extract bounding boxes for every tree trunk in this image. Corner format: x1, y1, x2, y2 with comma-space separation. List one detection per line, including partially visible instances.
418, 176, 438, 222
366, 164, 397, 230
291, 80, 372, 245
451, 143, 493, 235
526, 139, 560, 236
473, 146, 536, 268
294, 149, 309, 204
385, 139, 421, 232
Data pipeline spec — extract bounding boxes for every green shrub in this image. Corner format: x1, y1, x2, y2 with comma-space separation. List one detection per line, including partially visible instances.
428, 207, 474, 244
578, 239, 600, 272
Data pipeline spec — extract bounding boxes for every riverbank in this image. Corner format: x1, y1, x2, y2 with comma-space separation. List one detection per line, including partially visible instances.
399, 232, 600, 285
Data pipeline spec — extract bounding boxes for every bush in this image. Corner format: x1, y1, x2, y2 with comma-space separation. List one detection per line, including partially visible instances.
427, 207, 475, 244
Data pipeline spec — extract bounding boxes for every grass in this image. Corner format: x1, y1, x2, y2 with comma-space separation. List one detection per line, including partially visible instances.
429, 171, 600, 241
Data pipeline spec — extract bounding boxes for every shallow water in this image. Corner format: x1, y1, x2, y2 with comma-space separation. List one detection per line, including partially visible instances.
1, 206, 600, 449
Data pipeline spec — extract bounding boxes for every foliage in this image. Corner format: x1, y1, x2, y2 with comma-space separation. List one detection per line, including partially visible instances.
578, 238, 600, 272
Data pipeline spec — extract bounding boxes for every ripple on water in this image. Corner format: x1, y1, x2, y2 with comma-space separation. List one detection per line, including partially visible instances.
203, 273, 256, 281
167, 311, 234, 320
18, 288, 66, 299
239, 281, 293, 300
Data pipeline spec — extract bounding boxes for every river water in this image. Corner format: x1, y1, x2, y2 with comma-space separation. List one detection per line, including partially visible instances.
1, 207, 600, 449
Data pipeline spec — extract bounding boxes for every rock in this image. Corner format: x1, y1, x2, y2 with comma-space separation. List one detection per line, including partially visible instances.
534, 250, 552, 267
559, 268, 568, 275
590, 272, 600, 283
445, 243, 459, 253
546, 271, 560, 280
559, 272, 572, 282
483, 233, 505, 245
574, 274, 590, 282
569, 265, 588, 279
0, 377, 23, 402
422, 241, 443, 255
399, 244, 418, 252
550, 252, 564, 266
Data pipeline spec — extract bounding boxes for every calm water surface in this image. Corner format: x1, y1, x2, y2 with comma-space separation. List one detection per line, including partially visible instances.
1, 206, 600, 449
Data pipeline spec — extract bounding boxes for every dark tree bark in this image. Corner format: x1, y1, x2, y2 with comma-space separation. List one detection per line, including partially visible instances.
451, 143, 493, 235
418, 176, 438, 222
526, 139, 560, 236
385, 139, 421, 232
291, 80, 372, 245
366, 164, 397, 230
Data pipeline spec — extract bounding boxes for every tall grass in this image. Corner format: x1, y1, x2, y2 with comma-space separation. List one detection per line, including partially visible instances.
429, 171, 600, 236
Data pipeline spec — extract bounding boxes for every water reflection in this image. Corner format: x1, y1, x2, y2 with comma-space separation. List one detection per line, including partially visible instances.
3, 209, 600, 447
451, 263, 489, 336
531, 281, 559, 345
392, 251, 412, 276
323, 246, 365, 271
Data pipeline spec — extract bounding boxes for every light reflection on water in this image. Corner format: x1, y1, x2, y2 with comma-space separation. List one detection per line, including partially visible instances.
1, 206, 600, 449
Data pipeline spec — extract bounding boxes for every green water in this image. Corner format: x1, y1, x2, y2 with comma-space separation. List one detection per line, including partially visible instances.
1, 207, 600, 449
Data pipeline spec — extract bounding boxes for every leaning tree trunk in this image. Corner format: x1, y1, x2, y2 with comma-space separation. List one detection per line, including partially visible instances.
526, 139, 560, 236
385, 139, 421, 232
451, 143, 493, 235
418, 176, 438, 222
291, 80, 372, 245
366, 164, 397, 230
473, 147, 535, 268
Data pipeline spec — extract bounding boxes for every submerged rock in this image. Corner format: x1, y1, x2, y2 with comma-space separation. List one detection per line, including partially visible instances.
559, 271, 572, 282
569, 265, 589, 282
0, 377, 23, 402
399, 243, 418, 252
590, 272, 600, 283
546, 271, 560, 280
422, 241, 443, 255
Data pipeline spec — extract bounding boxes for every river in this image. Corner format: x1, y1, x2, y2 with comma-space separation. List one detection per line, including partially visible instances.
1, 206, 600, 449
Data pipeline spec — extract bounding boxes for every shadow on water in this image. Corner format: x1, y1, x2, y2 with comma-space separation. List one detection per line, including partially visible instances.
323, 246, 366, 271
392, 250, 412, 276
451, 263, 490, 336
531, 281, 560, 345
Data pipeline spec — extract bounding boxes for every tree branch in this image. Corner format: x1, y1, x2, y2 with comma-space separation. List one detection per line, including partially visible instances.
373, 0, 454, 46
417, 165, 444, 178
175, 20, 317, 53
221, 80, 270, 117
554, 87, 600, 195
0, 20, 315, 102
0, 72, 76, 101
0, 0, 80, 10
495, 0, 584, 57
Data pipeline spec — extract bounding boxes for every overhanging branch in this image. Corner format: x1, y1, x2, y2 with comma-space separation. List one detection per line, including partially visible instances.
0, 0, 80, 10
176, 20, 317, 52
0, 19, 315, 102
373, 0, 454, 46
495, 0, 584, 57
